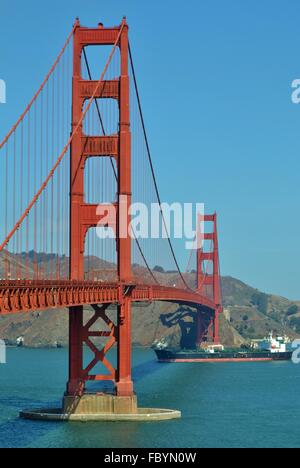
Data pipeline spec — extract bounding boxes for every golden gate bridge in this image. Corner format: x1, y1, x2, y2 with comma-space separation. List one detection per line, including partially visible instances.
0, 18, 222, 419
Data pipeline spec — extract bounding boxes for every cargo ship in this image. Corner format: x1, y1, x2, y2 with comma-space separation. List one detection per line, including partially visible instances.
153, 333, 293, 362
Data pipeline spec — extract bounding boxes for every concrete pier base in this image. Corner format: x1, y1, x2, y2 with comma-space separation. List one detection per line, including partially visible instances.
20, 393, 181, 422
63, 393, 138, 415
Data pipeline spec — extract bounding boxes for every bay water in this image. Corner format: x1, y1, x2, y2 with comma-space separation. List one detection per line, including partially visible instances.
0, 347, 299, 448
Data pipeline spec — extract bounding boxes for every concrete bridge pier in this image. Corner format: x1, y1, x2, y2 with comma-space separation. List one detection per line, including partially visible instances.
20, 392, 181, 422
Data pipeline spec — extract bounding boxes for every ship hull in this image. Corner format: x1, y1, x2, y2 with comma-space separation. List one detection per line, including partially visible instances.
154, 349, 292, 363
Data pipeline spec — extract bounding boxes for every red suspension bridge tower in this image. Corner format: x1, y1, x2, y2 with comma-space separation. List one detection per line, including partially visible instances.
66, 18, 136, 411
196, 213, 222, 346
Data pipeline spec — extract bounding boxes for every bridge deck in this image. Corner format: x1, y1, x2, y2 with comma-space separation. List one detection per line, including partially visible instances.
0, 280, 215, 315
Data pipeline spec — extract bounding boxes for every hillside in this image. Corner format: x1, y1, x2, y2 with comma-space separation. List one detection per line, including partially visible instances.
0, 264, 299, 347
221, 276, 300, 340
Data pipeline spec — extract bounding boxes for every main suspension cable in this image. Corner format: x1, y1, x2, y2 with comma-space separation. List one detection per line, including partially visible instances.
128, 43, 190, 290
0, 25, 76, 150
82, 48, 158, 285
0, 23, 125, 253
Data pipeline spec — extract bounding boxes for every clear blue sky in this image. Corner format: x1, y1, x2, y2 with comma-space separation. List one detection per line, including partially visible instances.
0, 0, 299, 299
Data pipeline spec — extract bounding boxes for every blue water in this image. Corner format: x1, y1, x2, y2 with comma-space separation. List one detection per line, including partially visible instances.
0, 347, 300, 448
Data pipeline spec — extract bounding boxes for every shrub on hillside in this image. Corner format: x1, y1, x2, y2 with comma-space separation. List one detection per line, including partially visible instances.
287, 305, 298, 316
251, 292, 268, 314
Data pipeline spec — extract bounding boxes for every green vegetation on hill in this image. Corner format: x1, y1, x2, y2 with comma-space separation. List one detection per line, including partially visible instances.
250, 292, 268, 314
222, 276, 299, 341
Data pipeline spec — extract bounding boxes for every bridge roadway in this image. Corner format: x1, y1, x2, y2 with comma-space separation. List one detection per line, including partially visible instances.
0, 280, 216, 315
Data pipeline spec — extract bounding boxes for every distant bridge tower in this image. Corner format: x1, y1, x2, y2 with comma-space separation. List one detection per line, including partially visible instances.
196, 213, 222, 344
